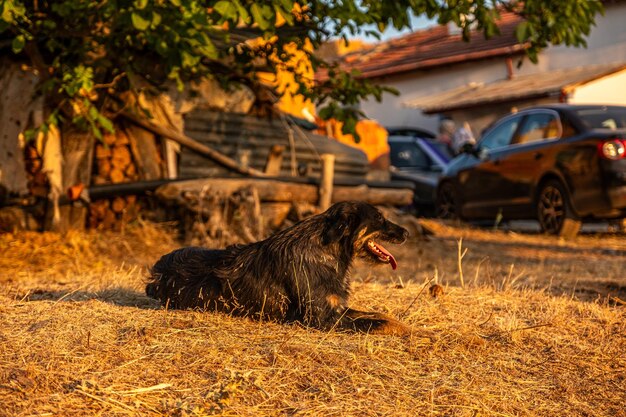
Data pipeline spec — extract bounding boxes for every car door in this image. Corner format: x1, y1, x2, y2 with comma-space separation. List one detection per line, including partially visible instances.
459, 114, 524, 219
498, 110, 563, 216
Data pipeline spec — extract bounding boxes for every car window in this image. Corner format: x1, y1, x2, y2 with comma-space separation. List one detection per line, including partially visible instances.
514, 112, 561, 144
574, 107, 626, 130
389, 143, 432, 170
479, 116, 521, 150
424, 140, 454, 162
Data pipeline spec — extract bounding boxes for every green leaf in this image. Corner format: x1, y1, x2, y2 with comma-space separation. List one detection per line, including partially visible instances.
215, 0, 238, 21
318, 106, 334, 120
278, 0, 294, 11
181, 50, 200, 68
515, 21, 529, 43
134, 0, 149, 10
98, 114, 115, 134
131, 12, 151, 31
12, 34, 25, 53
250, 3, 271, 31
233, 0, 250, 23
151, 11, 161, 28
2, 0, 26, 23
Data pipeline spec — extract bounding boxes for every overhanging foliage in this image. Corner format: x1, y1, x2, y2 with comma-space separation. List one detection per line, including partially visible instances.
0, 0, 603, 139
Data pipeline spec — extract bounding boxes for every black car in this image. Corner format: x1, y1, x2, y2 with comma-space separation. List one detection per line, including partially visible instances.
386, 126, 436, 139
436, 104, 626, 237
388, 135, 453, 214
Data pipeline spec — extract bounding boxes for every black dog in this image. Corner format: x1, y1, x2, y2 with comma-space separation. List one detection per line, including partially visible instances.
146, 201, 410, 335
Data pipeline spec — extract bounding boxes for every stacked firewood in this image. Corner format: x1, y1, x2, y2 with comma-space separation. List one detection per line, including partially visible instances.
24, 143, 48, 199
92, 129, 139, 185
88, 128, 154, 230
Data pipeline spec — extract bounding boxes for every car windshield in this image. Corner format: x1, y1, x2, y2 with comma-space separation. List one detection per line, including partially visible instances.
574, 107, 626, 130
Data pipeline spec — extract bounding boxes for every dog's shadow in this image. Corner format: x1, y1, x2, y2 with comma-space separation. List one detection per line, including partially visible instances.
19, 287, 161, 309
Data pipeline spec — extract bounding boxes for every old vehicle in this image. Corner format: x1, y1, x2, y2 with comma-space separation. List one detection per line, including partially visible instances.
436, 104, 626, 237
388, 135, 453, 214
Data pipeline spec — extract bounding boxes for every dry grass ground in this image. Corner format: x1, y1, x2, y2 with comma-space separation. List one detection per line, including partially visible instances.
1, 219, 625, 416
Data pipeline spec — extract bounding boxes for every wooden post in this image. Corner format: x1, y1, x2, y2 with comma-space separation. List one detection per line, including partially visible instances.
264, 145, 285, 176
58, 130, 96, 231
319, 153, 335, 211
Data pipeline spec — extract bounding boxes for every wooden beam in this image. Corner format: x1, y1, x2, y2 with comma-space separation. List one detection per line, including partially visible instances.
155, 178, 413, 208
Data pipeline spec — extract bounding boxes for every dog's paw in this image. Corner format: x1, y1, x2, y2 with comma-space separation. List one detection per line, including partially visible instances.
366, 317, 412, 336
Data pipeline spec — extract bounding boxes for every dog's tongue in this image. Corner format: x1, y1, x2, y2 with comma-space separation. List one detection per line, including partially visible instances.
374, 242, 398, 270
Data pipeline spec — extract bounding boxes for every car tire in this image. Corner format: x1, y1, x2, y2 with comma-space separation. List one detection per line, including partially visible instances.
436, 182, 460, 220
536, 180, 581, 238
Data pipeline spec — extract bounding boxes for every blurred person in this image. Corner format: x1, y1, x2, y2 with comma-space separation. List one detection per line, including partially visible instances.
452, 121, 476, 154
437, 118, 456, 153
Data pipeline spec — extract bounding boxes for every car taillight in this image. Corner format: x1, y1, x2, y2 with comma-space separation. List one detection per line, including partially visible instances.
598, 139, 626, 160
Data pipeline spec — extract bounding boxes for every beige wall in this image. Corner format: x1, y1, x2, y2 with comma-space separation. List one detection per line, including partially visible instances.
569, 70, 626, 105
360, 56, 513, 133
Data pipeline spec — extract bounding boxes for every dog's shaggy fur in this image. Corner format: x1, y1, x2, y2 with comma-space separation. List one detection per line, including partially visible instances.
146, 201, 410, 335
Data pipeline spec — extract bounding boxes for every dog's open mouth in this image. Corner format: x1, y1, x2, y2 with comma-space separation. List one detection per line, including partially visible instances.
366, 240, 398, 270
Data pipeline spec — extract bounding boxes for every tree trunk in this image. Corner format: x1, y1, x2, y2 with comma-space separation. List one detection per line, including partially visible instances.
0, 60, 36, 201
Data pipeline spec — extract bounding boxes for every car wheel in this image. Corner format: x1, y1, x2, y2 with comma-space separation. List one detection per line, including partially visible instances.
436, 182, 459, 220
536, 180, 581, 238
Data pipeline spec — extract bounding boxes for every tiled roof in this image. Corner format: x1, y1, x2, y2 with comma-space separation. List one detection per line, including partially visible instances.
403, 63, 626, 113
317, 11, 526, 80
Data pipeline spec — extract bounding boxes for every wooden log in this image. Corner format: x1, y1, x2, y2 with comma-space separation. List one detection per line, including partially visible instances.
319, 153, 335, 211
103, 132, 117, 146
124, 163, 137, 178
89, 199, 109, 220
111, 196, 127, 213
109, 168, 126, 184
156, 178, 412, 208
97, 159, 112, 177
114, 129, 130, 146
95, 144, 111, 159
111, 145, 132, 170
124, 124, 162, 180
101, 208, 117, 230
92, 175, 108, 185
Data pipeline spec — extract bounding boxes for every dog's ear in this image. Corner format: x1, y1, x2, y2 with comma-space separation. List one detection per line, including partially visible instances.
321, 204, 355, 245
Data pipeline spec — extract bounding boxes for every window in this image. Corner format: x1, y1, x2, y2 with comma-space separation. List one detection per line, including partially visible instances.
514, 112, 561, 144
574, 107, 626, 130
479, 116, 521, 150
390, 143, 431, 169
